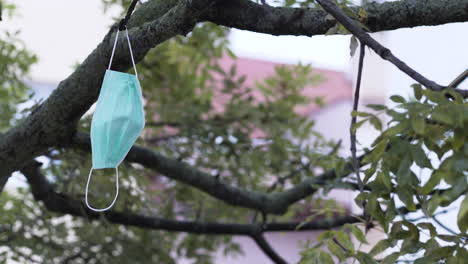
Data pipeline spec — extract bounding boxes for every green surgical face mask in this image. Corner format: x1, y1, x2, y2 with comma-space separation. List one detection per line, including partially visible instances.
86, 29, 145, 212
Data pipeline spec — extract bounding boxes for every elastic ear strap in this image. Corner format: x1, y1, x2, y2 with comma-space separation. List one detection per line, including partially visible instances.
85, 167, 119, 212
125, 27, 138, 79
108, 30, 120, 70
107, 28, 139, 79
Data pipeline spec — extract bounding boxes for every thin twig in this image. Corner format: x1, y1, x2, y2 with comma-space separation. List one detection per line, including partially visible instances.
332, 237, 350, 253
251, 234, 288, 264
432, 215, 458, 235
119, 0, 139, 30
406, 209, 450, 222
350, 43, 366, 193
448, 69, 468, 89
315, 0, 468, 97
146, 121, 181, 127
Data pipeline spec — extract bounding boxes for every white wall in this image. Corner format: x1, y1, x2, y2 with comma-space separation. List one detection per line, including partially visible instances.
2, 0, 120, 83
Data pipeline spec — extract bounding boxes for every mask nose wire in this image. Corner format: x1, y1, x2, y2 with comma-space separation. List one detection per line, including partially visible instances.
85, 168, 119, 212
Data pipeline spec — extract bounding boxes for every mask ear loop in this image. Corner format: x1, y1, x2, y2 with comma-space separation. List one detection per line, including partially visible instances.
108, 30, 120, 71
124, 27, 139, 79
107, 27, 138, 80
85, 168, 119, 212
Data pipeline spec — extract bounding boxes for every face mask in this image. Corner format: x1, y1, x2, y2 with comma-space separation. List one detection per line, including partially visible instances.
85, 28, 145, 212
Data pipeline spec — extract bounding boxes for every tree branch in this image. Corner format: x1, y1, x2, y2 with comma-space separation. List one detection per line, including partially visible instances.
70, 132, 361, 215
448, 69, 468, 89
350, 43, 366, 193
20, 160, 360, 264
315, 0, 468, 97
201, 0, 468, 37
251, 234, 288, 264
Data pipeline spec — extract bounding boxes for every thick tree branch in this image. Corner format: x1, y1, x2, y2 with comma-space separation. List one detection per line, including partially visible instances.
201, 0, 468, 37
20, 160, 359, 263
71, 132, 359, 215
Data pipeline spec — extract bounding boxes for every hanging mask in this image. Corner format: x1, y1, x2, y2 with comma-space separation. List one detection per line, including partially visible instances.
85, 28, 145, 212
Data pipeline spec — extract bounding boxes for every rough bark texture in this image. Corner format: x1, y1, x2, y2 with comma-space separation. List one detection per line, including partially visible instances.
202, 0, 468, 36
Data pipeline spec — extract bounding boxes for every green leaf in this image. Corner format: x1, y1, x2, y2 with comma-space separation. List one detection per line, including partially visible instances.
410, 144, 432, 169
317, 230, 335, 241
368, 239, 391, 257
363, 138, 388, 164
300, 248, 334, 264
369, 171, 392, 193
396, 154, 413, 186
438, 235, 459, 243
344, 224, 367, 244
432, 105, 454, 125
381, 122, 407, 138
350, 36, 359, 57
351, 119, 368, 133
385, 199, 397, 224
381, 252, 400, 264
369, 116, 383, 131
457, 195, 468, 233
351, 110, 372, 117
367, 195, 387, 231
226, 48, 237, 59
319, 251, 334, 264
414, 246, 456, 264
366, 104, 386, 111
417, 223, 436, 238
355, 192, 369, 209
453, 128, 465, 151
335, 231, 354, 253
412, 84, 422, 100
327, 240, 347, 262
356, 251, 378, 264
396, 186, 417, 211
411, 115, 426, 135
390, 95, 406, 104
363, 164, 377, 184
424, 89, 447, 104
419, 171, 442, 195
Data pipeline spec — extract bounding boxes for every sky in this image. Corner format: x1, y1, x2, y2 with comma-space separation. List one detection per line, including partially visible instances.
2, 0, 354, 83
3, 0, 468, 246
3, 0, 466, 97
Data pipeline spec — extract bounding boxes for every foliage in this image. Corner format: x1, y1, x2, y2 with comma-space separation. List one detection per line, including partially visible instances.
298, 86, 468, 263
0, 27, 37, 131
